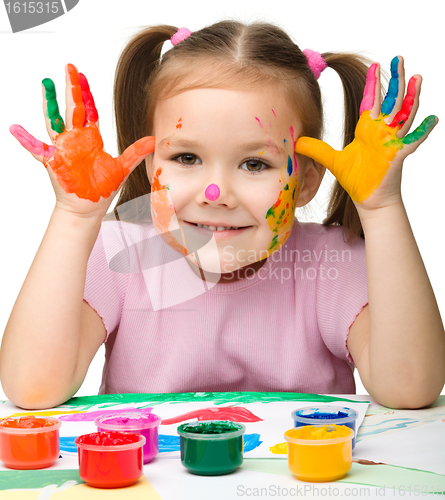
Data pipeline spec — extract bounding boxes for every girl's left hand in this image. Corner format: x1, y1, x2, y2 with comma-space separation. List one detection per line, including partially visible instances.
295, 56, 438, 211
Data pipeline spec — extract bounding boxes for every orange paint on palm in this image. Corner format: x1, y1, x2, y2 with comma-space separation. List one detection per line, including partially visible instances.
67, 64, 85, 128
45, 124, 154, 202
151, 167, 188, 256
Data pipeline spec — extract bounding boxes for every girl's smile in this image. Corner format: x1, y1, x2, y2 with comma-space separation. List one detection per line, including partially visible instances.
146, 86, 312, 280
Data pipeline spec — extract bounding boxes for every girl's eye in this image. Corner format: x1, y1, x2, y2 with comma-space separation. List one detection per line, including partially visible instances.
175, 154, 200, 165
240, 159, 271, 174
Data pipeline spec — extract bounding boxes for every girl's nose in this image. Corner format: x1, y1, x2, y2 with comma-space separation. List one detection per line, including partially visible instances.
205, 184, 220, 201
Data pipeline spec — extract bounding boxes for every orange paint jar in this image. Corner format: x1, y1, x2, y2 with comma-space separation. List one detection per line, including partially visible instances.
0, 416, 61, 469
284, 424, 353, 482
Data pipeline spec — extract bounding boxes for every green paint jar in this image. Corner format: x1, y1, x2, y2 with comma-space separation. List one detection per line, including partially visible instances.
177, 420, 246, 476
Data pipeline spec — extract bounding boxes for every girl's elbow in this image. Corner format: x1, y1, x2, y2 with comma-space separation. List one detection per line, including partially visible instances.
1, 380, 74, 410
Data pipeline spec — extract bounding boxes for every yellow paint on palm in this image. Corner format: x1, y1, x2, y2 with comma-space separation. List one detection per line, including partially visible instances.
296, 110, 406, 204
265, 164, 300, 252
334, 110, 403, 203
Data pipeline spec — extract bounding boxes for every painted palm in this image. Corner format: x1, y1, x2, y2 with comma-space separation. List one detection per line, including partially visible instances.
295, 56, 437, 206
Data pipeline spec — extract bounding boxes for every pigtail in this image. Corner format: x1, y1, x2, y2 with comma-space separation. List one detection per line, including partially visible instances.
106, 25, 178, 222
320, 53, 372, 242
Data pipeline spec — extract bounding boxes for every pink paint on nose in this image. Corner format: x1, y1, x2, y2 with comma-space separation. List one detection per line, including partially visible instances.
205, 184, 220, 201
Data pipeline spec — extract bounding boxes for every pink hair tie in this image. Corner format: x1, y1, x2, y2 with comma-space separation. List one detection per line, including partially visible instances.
171, 27, 192, 46
303, 49, 327, 80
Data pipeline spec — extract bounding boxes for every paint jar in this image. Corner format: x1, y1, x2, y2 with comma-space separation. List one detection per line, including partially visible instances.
95, 412, 161, 464
0, 416, 61, 469
177, 420, 245, 476
75, 431, 145, 488
284, 424, 353, 482
291, 406, 358, 449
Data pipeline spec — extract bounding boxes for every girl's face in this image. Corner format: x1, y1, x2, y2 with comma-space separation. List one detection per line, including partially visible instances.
146, 86, 311, 279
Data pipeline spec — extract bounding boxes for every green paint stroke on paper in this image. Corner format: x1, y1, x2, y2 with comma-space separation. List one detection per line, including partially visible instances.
59, 392, 364, 410
0, 469, 83, 491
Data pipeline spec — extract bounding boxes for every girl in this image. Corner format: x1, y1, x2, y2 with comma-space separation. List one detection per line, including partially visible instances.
1, 21, 444, 410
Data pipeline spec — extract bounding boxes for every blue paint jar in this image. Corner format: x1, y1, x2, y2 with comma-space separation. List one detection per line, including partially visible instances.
291, 406, 358, 449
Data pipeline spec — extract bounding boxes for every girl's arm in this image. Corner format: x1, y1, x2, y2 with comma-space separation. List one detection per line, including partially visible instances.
0, 209, 106, 409
348, 202, 445, 409
0, 64, 154, 409
296, 56, 445, 409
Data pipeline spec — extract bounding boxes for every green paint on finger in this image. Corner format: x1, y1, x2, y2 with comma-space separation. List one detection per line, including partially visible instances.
42, 78, 65, 134
403, 115, 437, 145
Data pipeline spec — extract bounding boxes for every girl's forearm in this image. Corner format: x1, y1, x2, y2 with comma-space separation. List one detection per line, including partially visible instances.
359, 201, 445, 408
0, 208, 102, 408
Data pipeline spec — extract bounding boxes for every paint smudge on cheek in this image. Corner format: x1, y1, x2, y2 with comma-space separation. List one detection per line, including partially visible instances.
255, 117, 263, 128
271, 109, 276, 118
151, 166, 188, 256
289, 126, 298, 176
176, 118, 182, 129
265, 161, 300, 253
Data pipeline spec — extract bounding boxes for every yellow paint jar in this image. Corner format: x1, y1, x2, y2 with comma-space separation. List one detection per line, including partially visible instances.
284, 424, 353, 482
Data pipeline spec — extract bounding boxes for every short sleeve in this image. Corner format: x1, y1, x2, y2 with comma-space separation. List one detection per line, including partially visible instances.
315, 226, 368, 365
83, 221, 130, 343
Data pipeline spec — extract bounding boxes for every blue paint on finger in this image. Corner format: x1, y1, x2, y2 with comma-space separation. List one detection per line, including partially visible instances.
381, 57, 400, 116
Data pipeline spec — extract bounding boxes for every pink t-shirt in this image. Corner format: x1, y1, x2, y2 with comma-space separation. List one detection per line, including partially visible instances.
84, 219, 368, 395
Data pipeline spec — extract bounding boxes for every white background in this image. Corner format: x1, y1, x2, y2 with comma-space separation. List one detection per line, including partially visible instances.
0, 0, 443, 401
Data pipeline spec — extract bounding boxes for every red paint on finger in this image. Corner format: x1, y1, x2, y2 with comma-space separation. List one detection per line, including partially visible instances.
389, 77, 417, 129
67, 64, 85, 128
78, 73, 99, 125
359, 63, 378, 116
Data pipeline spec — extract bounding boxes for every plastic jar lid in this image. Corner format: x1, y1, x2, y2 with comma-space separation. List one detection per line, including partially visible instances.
0, 416, 61, 434
94, 412, 161, 431
177, 420, 246, 440
285, 425, 354, 446
291, 406, 358, 426
75, 432, 146, 452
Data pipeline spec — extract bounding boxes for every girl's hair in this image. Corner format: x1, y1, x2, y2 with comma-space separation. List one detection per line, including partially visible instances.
108, 20, 371, 241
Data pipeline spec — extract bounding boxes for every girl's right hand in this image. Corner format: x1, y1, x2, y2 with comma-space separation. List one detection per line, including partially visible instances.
10, 64, 155, 219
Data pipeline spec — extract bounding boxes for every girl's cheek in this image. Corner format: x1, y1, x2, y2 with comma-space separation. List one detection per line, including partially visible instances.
265, 158, 300, 253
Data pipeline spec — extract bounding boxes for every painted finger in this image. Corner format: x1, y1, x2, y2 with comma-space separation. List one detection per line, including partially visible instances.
401, 115, 438, 155
389, 76, 420, 135
10, 124, 56, 163
78, 73, 99, 126
359, 63, 380, 118
295, 137, 337, 172
65, 64, 85, 129
116, 136, 156, 178
42, 78, 65, 139
382, 56, 405, 122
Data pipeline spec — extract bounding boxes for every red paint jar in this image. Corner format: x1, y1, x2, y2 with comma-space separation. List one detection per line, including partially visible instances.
0, 416, 61, 469
75, 431, 145, 488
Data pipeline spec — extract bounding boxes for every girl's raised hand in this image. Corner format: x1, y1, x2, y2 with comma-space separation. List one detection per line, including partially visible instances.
10, 64, 155, 218
295, 56, 438, 211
